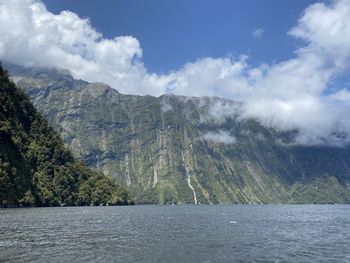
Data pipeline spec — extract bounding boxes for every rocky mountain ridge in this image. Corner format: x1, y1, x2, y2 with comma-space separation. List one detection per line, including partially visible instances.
6, 63, 350, 204
0, 64, 131, 207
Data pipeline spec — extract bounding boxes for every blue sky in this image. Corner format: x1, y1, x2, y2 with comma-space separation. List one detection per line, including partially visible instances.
1, 0, 350, 146
43, 0, 318, 74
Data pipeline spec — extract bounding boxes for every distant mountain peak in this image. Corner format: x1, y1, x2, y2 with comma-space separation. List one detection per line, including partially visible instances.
6, 64, 350, 204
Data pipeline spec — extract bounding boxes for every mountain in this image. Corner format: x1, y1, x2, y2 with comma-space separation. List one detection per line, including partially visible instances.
0, 64, 131, 207
6, 63, 350, 204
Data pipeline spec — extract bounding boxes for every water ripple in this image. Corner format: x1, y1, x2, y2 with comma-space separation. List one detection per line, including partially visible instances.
0, 205, 349, 262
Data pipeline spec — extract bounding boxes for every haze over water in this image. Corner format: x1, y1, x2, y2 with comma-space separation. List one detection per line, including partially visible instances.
1, 205, 349, 262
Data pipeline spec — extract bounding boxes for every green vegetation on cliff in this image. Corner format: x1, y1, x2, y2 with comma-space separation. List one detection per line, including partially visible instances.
0, 65, 130, 207
7, 63, 350, 204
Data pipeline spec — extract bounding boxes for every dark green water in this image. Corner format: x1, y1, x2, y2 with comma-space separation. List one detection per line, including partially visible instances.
0, 205, 349, 262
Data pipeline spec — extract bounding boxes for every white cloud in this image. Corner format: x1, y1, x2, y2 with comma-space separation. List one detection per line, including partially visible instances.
329, 89, 350, 103
201, 130, 236, 145
160, 95, 174, 112
289, 0, 350, 63
198, 98, 241, 124
1, 0, 350, 146
252, 28, 264, 39
167, 56, 251, 99
0, 0, 170, 95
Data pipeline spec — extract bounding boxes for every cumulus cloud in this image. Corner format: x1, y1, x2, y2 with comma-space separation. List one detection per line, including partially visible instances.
1, 0, 350, 146
289, 0, 350, 63
201, 130, 236, 145
329, 89, 350, 103
0, 0, 171, 95
167, 56, 252, 99
252, 28, 264, 39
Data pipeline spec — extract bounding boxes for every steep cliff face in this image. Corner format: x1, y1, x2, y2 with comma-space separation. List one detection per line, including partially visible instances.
7, 64, 350, 204
0, 65, 130, 207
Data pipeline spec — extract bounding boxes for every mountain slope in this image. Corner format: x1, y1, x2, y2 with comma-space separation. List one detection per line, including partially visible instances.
0, 65, 130, 207
7, 64, 350, 204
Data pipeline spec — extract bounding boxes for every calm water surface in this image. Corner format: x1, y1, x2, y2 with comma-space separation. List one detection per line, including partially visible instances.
0, 205, 349, 262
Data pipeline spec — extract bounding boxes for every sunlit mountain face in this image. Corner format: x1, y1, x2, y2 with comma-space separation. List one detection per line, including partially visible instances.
7, 63, 350, 204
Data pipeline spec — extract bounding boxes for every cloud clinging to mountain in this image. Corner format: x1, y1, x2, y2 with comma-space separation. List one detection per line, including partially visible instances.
201, 130, 237, 145
1, 0, 350, 146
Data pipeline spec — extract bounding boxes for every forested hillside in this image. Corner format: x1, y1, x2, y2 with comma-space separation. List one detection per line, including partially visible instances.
0, 65, 131, 207
8, 64, 350, 204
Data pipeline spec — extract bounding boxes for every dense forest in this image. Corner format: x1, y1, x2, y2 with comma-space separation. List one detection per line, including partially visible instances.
5, 63, 350, 204
0, 65, 131, 207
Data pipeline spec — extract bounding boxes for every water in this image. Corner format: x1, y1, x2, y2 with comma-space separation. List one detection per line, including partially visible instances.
0, 205, 349, 262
